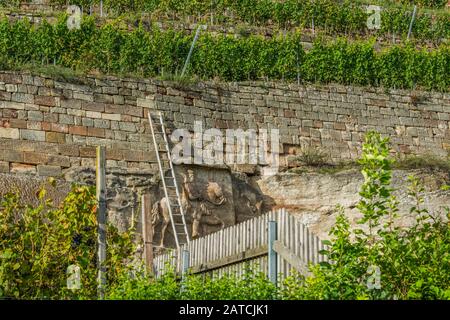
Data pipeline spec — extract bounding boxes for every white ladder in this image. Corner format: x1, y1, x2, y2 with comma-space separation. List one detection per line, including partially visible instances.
147, 111, 190, 249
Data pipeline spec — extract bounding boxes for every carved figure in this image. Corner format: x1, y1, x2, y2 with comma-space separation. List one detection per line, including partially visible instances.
180, 170, 225, 239
151, 169, 227, 246
242, 191, 263, 216
151, 197, 170, 247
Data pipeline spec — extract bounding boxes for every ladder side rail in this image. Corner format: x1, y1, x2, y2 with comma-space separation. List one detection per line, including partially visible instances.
148, 112, 180, 249
158, 113, 191, 243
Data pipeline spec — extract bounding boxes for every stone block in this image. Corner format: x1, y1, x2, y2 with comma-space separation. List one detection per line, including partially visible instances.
0, 101, 25, 110
46, 132, 66, 144
28, 110, 44, 121
10, 163, 36, 174
51, 123, 68, 133
0, 127, 20, 139
82, 101, 106, 112
35, 95, 56, 107
93, 119, 110, 129
55, 143, 77, 157
73, 92, 93, 102
69, 125, 87, 136
0, 150, 23, 162
61, 99, 82, 109
47, 155, 71, 167
79, 146, 96, 158
86, 111, 102, 119
37, 165, 62, 177
87, 127, 105, 138
0, 161, 8, 173
12, 92, 34, 104
20, 129, 45, 141
27, 121, 41, 130
101, 113, 121, 121
59, 114, 74, 125
118, 122, 136, 132
23, 152, 48, 164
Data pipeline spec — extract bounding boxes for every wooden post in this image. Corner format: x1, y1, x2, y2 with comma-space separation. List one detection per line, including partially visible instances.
268, 220, 278, 286
141, 194, 154, 273
96, 146, 107, 299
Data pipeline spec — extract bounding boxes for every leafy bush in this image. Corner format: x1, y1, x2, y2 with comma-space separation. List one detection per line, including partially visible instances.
296, 146, 329, 167
43, 0, 450, 42
0, 17, 448, 90
0, 182, 135, 299
281, 132, 450, 300
1, 133, 448, 300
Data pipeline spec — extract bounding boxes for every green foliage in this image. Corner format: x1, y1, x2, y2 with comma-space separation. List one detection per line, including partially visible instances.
0, 182, 135, 299
43, 0, 450, 42
0, 17, 448, 91
107, 265, 277, 300
107, 132, 449, 300
281, 132, 450, 300
1, 133, 448, 300
395, 154, 450, 172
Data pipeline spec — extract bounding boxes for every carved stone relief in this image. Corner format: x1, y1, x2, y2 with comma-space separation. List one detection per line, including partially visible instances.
150, 165, 235, 248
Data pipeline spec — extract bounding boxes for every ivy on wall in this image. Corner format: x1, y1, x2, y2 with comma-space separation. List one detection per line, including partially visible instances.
0, 17, 448, 91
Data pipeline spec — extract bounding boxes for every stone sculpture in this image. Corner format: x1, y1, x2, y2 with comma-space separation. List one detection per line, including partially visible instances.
180, 169, 225, 239
151, 169, 227, 246
151, 197, 171, 247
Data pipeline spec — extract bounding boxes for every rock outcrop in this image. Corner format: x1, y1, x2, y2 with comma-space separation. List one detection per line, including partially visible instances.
256, 168, 450, 239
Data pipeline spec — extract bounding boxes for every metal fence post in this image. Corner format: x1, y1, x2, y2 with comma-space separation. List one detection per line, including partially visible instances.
96, 146, 107, 299
268, 220, 278, 286
181, 25, 207, 77
181, 250, 190, 277
141, 194, 154, 274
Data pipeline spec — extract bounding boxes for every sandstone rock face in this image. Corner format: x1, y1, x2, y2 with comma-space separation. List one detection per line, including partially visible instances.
256, 168, 450, 240
0, 164, 265, 249
2, 165, 448, 246
63, 166, 158, 233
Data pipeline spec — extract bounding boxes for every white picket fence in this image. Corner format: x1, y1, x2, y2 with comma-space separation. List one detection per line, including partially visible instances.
153, 208, 328, 281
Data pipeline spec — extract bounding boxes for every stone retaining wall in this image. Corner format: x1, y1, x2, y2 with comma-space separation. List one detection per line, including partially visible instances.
0, 70, 449, 177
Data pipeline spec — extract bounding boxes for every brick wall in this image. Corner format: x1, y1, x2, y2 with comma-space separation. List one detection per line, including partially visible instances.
0, 70, 449, 177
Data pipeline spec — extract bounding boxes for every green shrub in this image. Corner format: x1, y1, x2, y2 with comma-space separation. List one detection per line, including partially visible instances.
107, 265, 277, 300
296, 146, 329, 167
42, 0, 450, 41
0, 17, 448, 90
281, 132, 450, 300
